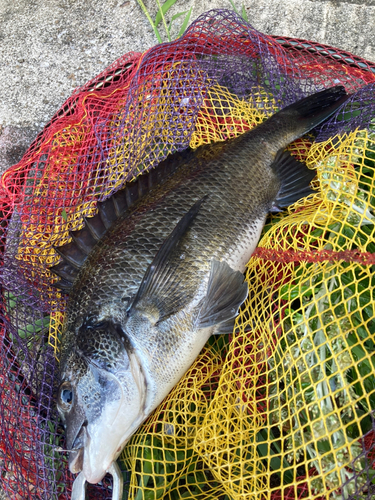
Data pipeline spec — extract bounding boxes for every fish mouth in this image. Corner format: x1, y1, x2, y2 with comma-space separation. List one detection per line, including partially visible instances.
69, 447, 84, 474
68, 425, 86, 474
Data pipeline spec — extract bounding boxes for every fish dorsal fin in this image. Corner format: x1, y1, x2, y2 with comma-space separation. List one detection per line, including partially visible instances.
197, 260, 248, 332
270, 149, 316, 212
128, 197, 206, 323
50, 149, 195, 290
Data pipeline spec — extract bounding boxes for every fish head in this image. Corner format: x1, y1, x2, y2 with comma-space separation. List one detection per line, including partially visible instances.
57, 319, 150, 484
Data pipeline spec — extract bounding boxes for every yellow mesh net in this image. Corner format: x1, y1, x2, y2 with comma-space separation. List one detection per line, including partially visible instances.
3, 10, 375, 500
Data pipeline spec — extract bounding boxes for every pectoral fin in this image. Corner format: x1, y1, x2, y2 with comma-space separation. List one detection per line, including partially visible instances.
127, 197, 207, 323
197, 260, 248, 331
212, 317, 238, 335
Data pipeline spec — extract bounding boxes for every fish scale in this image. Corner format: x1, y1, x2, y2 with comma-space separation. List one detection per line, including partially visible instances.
53, 86, 349, 498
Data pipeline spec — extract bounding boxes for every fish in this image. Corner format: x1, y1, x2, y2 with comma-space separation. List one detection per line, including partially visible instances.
52, 86, 348, 498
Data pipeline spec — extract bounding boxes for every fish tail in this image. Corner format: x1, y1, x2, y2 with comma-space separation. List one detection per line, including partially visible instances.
260, 85, 349, 146
282, 85, 348, 135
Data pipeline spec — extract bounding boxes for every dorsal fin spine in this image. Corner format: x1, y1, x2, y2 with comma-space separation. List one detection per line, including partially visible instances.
69, 228, 96, 255
112, 193, 125, 217
125, 185, 133, 207
84, 216, 105, 240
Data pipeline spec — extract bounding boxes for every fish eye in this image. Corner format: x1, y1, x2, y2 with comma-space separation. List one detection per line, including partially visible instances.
58, 382, 74, 410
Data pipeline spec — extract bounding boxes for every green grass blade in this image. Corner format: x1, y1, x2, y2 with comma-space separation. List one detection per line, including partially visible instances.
154, 0, 178, 26
241, 5, 249, 22
228, 0, 249, 22
169, 10, 188, 33
5, 291, 16, 310
136, 0, 163, 43
61, 208, 68, 221
170, 10, 188, 22
228, 0, 240, 16
155, 0, 178, 41
177, 7, 192, 37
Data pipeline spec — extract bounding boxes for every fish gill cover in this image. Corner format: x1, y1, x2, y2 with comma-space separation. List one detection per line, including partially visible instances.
0, 8, 375, 500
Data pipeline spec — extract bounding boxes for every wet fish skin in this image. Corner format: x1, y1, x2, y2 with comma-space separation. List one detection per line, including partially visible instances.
55, 86, 348, 487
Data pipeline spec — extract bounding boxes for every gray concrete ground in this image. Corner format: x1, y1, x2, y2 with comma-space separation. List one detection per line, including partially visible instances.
0, 0, 374, 498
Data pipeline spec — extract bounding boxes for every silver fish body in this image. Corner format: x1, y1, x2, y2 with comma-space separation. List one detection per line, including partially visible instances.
54, 86, 348, 488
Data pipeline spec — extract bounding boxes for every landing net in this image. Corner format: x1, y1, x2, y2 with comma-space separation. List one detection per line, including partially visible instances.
1, 9, 375, 500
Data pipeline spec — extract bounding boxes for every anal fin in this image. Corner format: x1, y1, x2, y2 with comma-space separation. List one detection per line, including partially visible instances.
270, 150, 316, 212
198, 260, 248, 331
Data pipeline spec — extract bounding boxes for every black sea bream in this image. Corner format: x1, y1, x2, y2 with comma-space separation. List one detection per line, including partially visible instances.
52, 86, 348, 497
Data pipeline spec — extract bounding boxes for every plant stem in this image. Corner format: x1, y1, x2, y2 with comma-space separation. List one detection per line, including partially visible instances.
155, 0, 171, 41
136, 0, 163, 43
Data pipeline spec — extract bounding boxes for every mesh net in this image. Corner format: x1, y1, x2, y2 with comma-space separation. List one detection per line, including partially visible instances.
1, 8, 375, 500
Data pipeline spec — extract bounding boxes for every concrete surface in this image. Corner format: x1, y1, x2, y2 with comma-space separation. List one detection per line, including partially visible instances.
0, 0, 374, 173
